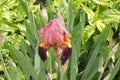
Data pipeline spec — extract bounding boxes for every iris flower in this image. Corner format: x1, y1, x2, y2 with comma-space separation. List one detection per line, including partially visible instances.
37, 13, 72, 65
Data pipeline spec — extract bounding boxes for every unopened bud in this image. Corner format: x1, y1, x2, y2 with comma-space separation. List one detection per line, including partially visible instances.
40, 5, 48, 25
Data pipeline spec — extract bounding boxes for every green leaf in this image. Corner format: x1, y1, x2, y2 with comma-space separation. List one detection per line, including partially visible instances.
0, 0, 7, 12
92, 0, 107, 6
70, 44, 78, 80
34, 49, 40, 75
87, 56, 101, 80
62, 0, 69, 10
0, 19, 15, 28
62, 0, 73, 32
17, 0, 29, 17
96, 20, 106, 32
34, 43, 41, 76
109, 57, 120, 80
82, 25, 96, 44
20, 39, 35, 59
81, 4, 95, 20
99, 9, 120, 23
67, 0, 73, 32
81, 24, 110, 80
20, 40, 28, 55
8, 46, 37, 80
8, 61, 23, 80
0, 51, 12, 80
70, 10, 86, 80
24, 20, 35, 40
24, 31, 37, 48
115, 45, 120, 59
71, 22, 82, 42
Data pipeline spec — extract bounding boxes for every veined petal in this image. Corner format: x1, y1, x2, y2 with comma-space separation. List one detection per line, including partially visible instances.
60, 47, 72, 65
60, 41, 72, 65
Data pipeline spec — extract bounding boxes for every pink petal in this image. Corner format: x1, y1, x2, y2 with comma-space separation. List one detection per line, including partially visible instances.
37, 13, 71, 47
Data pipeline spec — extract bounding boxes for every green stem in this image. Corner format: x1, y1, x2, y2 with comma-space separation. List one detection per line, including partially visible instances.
57, 60, 63, 80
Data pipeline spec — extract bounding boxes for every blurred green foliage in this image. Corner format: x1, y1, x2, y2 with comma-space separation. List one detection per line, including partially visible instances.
0, 0, 120, 80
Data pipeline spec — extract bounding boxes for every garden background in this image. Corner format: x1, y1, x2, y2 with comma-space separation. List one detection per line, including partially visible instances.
0, 0, 120, 80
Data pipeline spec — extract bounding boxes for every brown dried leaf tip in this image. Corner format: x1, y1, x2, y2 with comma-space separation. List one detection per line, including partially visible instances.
37, 13, 72, 65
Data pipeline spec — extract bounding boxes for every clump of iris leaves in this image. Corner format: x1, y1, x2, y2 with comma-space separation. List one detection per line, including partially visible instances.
0, 0, 120, 80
